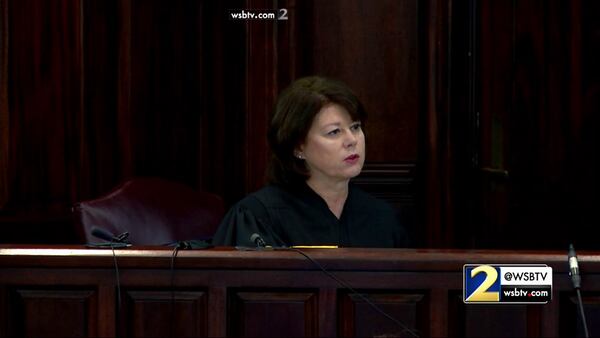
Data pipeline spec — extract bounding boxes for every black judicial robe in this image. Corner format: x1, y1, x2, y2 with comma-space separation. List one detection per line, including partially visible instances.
212, 183, 408, 248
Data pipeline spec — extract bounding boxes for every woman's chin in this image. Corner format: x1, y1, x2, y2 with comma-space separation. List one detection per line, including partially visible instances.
345, 167, 363, 179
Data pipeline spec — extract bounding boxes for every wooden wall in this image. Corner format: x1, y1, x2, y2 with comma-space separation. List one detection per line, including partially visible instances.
473, 0, 600, 249
0, 0, 598, 249
0, 0, 247, 243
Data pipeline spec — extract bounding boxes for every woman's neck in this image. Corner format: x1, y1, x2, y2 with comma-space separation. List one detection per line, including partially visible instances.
306, 178, 349, 219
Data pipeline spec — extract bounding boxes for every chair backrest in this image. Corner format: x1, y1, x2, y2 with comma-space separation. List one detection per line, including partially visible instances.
74, 177, 224, 245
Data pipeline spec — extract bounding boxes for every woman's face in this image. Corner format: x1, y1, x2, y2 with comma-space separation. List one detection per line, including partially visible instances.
298, 103, 365, 185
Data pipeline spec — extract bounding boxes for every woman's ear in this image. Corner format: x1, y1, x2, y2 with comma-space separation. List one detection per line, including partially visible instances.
294, 145, 305, 160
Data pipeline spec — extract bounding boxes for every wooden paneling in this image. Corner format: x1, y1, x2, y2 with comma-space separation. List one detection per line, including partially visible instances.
298, 0, 421, 163
5, 0, 83, 211
473, 0, 600, 250
80, 0, 120, 196
0, 0, 599, 251
128, 0, 202, 182
3, 246, 600, 337
339, 292, 428, 338
0, 0, 247, 243
420, 0, 455, 248
199, 0, 246, 203
0, 0, 8, 210
243, 0, 279, 193
449, 293, 538, 338
352, 162, 417, 242
7, 288, 97, 337
121, 290, 207, 337
229, 291, 318, 337
559, 292, 600, 338
463, 305, 529, 338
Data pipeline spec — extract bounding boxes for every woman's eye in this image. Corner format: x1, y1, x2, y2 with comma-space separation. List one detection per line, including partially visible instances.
327, 129, 340, 136
351, 123, 361, 131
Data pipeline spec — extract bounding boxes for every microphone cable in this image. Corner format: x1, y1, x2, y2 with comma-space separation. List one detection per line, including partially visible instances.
166, 241, 210, 337
169, 244, 181, 338
109, 242, 123, 317
286, 247, 420, 338
88, 227, 130, 332
575, 288, 589, 338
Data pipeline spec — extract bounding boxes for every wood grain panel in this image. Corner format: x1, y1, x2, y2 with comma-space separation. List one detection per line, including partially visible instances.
1, 0, 599, 252
339, 292, 427, 338
302, 0, 420, 163
6, 0, 83, 210
80, 0, 121, 198
0, 0, 8, 210
121, 290, 207, 338
352, 163, 417, 244
559, 292, 600, 338
229, 290, 318, 337
242, 0, 279, 193
4, 246, 600, 337
8, 288, 97, 337
0, 285, 7, 337
128, 0, 203, 183
475, 0, 599, 250
449, 292, 544, 337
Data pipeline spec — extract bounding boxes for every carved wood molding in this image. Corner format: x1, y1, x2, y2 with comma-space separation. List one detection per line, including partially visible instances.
352, 163, 416, 206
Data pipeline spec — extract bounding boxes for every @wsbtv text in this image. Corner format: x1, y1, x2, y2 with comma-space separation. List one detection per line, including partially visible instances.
463, 264, 552, 304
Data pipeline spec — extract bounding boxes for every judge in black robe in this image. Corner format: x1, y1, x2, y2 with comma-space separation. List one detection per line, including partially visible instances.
212, 183, 407, 248
212, 76, 410, 248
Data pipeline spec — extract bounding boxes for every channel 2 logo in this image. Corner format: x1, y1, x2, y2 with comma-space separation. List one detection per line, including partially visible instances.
463, 264, 552, 304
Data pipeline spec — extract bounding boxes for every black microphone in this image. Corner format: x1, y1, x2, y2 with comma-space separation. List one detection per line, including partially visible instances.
91, 227, 117, 242
91, 227, 130, 244
569, 244, 581, 289
250, 233, 267, 248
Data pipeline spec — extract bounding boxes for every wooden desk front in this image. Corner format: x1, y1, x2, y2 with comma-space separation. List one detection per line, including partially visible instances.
0, 246, 596, 337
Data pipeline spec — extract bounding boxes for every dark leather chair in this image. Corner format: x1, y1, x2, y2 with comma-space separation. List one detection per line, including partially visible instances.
74, 177, 224, 245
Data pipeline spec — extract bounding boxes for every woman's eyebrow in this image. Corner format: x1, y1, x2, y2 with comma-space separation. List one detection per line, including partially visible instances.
320, 122, 342, 128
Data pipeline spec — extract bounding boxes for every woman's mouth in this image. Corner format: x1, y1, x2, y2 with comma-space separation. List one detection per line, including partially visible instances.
344, 154, 360, 163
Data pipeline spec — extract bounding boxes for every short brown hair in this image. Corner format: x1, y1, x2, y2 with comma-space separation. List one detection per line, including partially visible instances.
267, 76, 367, 187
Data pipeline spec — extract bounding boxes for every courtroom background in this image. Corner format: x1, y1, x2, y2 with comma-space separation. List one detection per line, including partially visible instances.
0, 0, 598, 249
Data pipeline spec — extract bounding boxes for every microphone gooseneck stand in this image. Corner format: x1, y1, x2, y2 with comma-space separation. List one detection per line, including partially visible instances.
569, 244, 590, 338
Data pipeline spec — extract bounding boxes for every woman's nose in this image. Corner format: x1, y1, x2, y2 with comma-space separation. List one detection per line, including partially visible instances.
344, 130, 358, 147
